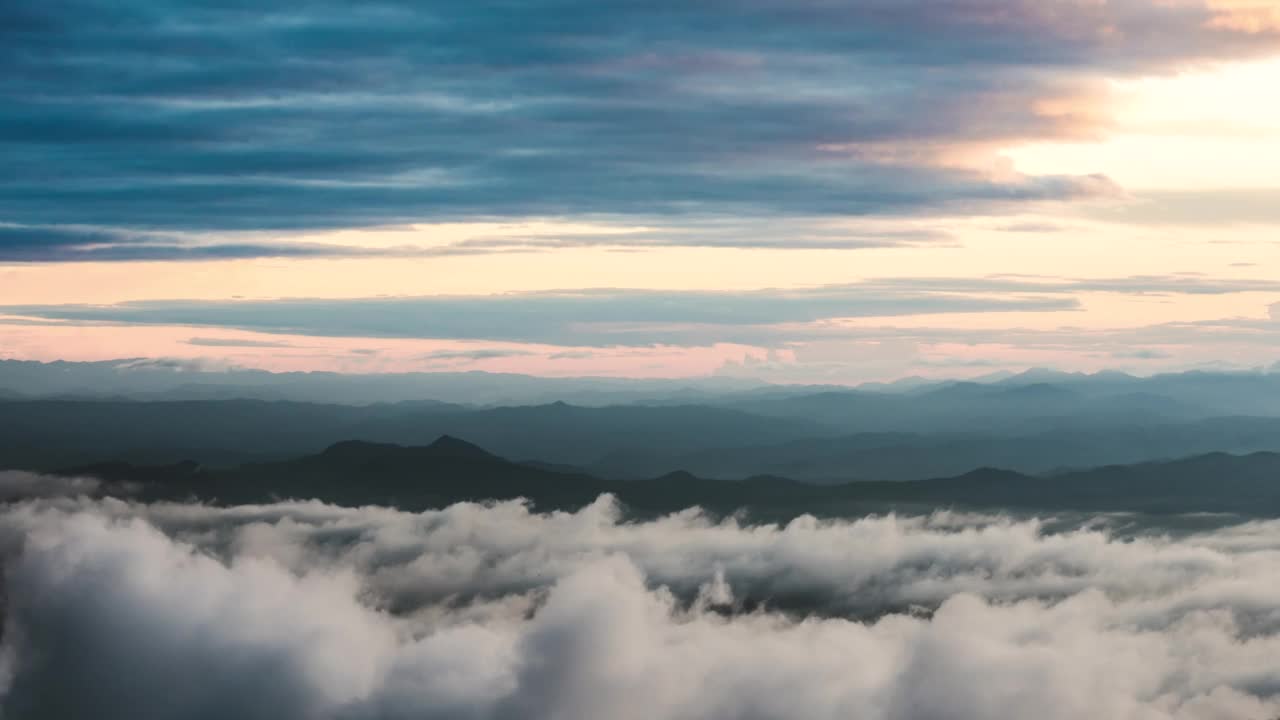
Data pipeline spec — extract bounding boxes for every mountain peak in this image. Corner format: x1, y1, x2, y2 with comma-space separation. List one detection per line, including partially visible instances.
653, 470, 700, 484
426, 434, 497, 460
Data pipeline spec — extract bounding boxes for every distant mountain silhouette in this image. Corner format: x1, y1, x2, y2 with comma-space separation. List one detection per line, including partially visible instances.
322, 436, 497, 462
588, 416, 1280, 482
9, 368, 1280, 481
727, 381, 1205, 433
48, 437, 1280, 518
0, 398, 826, 470
425, 435, 498, 459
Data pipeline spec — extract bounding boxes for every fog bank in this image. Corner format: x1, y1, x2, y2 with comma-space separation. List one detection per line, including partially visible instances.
2, 489, 1279, 719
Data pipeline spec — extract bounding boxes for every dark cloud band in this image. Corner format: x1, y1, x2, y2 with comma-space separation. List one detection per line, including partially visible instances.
3, 0, 1276, 257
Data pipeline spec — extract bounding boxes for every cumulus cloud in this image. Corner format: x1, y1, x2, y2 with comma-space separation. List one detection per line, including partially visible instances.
3, 492, 1280, 719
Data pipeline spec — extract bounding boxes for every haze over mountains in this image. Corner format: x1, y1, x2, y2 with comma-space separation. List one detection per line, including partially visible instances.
46, 434, 1280, 518
7, 358, 1280, 411
5, 359, 1280, 483
0, 359, 766, 406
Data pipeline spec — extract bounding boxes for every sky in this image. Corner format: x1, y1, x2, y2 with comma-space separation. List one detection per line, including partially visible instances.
3, 0, 1280, 383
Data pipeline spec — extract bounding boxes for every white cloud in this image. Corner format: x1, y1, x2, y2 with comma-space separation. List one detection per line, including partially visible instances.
2, 494, 1280, 718
0, 471, 103, 501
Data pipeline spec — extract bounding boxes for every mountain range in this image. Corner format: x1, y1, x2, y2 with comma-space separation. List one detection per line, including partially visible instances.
56, 435, 1280, 519
7, 360, 1280, 512
6, 395, 1280, 482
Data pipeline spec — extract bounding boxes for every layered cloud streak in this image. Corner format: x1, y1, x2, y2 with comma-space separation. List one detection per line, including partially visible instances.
4, 0, 1280, 257
9, 274, 1280, 348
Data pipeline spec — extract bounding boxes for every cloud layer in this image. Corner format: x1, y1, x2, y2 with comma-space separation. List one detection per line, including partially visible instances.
4, 1, 1280, 257
0, 284, 1080, 346
8, 273, 1280, 347
3, 485, 1280, 719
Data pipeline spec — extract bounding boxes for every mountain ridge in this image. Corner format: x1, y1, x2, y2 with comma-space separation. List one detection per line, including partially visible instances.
41, 436, 1280, 519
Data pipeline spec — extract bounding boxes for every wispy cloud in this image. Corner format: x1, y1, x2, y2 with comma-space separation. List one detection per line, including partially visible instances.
0, 283, 1082, 346
0, 224, 534, 262
7, 274, 1280, 348
185, 337, 299, 349
1084, 189, 1280, 226
418, 348, 537, 362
